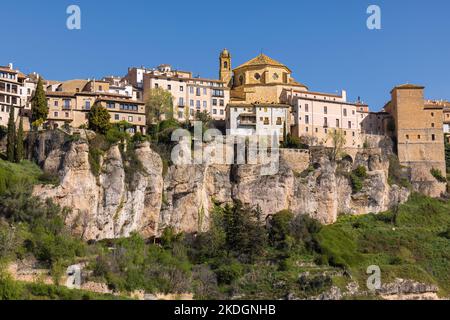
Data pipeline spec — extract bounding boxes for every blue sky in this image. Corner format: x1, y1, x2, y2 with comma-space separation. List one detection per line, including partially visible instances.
1, 0, 449, 110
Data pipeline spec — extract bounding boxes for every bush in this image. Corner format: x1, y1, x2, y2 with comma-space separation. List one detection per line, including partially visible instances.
0, 271, 23, 300
350, 174, 363, 194
353, 166, 367, 179
430, 168, 447, 183
268, 210, 294, 250
88, 105, 111, 134
214, 262, 243, 285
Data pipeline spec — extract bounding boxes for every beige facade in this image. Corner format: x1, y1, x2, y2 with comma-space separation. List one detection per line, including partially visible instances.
125, 64, 230, 121
46, 82, 146, 134
385, 85, 446, 175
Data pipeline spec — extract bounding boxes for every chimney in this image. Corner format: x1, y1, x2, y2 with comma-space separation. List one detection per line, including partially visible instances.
341, 90, 347, 102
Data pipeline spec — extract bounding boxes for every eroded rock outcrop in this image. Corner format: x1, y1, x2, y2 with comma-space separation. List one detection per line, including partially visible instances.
34, 136, 163, 241
33, 131, 413, 240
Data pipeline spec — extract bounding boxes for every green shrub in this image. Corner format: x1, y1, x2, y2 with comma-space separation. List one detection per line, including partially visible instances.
430, 168, 447, 183
214, 262, 243, 285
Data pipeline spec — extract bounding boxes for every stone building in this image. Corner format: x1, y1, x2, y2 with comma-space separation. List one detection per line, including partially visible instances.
46, 80, 146, 134
0, 64, 35, 127
222, 50, 380, 146
124, 64, 230, 121
384, 85, 446, 196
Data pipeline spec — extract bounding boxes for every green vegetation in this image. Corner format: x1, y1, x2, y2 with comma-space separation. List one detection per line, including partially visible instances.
445, 136, 450, 173
316, 194, 450, 296
0, 149, 449, 299
282, 133, 308, 149
430, 168, 447, 183
327, 129, 346, 161
88, 104, 111, 134
349, 166, 368, 194
31, 78, 48, 124
388, 155, 411, 188
15, 117, 24, 163
145, 87, 174, 126
6, 106, 16, 162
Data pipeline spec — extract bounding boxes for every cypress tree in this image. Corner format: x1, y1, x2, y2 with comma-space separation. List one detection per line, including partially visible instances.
6, 106, 16, 162
31, 77, 48, 124
15, 117, 24, 163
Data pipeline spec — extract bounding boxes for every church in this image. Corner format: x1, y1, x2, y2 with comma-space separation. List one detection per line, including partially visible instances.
220, 49, 373, 148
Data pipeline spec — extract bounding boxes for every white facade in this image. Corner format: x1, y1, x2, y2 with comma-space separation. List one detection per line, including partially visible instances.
226, 104, 290, 140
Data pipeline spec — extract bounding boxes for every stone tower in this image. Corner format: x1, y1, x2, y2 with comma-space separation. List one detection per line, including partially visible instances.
219, 49, 232, 87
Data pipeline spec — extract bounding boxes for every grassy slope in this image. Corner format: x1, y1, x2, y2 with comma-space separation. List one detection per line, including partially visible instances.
0, 159, 42, 194
316, 194, 450, 296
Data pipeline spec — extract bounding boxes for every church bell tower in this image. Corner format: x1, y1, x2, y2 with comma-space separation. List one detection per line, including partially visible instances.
219, 49, 232, 87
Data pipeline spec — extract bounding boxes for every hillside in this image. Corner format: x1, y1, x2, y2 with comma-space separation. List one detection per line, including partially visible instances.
0, 158, 449, 300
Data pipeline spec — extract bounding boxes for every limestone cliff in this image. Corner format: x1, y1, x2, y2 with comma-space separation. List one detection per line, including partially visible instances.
32, 131, 412, 240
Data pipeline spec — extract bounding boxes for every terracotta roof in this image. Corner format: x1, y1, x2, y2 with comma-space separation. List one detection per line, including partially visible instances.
0, 66, 18, 73
46, 91, 76, 97
228, 103, 291, 109
391, 84, 424, 93
96, 96, 144, 104
234, 54, 291, 72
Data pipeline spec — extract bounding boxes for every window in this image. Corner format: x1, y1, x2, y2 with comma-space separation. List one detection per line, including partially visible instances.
65, 112, 69, 118
315, 128, 318, 133
432, 134, 436, 141
85, 101, 91, 109
220, 100, 224, 106
324, 117, 328, 127
305, 115, 309, 124
155, 83, 159, 88
431, 123, 435, 128
180, 86, 184, 92
272, 73, 279, 80
203, 101, 207, 108
107, 102, 115, 109
190, 99, 194, 107
224, 61, 228, 69
324, 106, 328, 114
348, 121, 352, 129
196, 100, 200, 109
264, 117, 270, 125
189, 87, 194, 94
99, 85, 103, 91
276, 117, 282, 125
212, 99, 217, 106
179, 97, 184, 106
168, 85, 172, 90
64, 100, 71, 108
196, 88, 201, 96
305, 127, 309, 132
352, 132, 355, 137
178, 111, 183, 119
418, 135, 421, 140
213, 109, 217, 114
54, 112, 58, 117
336, 119, 340, 128
431, 112, 434, 117
115, 114, 119, 120
220, 110, 224, 115
128, 116, 133, 122
254, 73, 261, 80
305, 104, 309, 112
54, 100, 58, 107
343, 109, 347, 117
203, 88, 207, 95
406, 135, 410, 140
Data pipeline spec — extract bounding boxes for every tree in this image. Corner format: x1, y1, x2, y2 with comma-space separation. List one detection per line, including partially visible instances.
31, 78, 48, 124
15, 117, 24, 163
145, 87, 173, 126
327, 129, 346, 161
88, 104, 111, 134
6, 107, 16, 162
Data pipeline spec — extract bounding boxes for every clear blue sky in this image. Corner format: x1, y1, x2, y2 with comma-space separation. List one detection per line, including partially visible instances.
1, 0, 449, 110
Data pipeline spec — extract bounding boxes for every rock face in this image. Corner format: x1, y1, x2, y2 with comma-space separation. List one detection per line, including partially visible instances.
33, 131, 414, 240
34, 135, 163, 241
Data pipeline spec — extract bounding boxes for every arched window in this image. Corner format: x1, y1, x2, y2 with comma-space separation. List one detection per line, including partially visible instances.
224, 61, 228, 69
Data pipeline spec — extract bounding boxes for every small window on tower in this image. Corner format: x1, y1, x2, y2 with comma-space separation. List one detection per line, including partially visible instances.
224, 61, 228, 69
